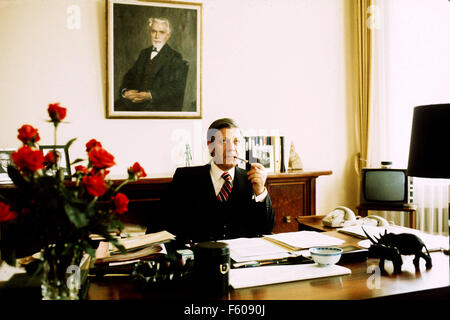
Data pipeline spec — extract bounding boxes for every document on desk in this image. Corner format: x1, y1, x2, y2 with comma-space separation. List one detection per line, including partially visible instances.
229, 264, 351, 289
221, 231, 345, 263
338, 225, 449, 251
220, 238, 294, 263
264, 231, 345, 251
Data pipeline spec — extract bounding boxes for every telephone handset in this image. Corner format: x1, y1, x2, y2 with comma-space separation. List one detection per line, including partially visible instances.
322, 206, 356, 227
322, 206, 389, 228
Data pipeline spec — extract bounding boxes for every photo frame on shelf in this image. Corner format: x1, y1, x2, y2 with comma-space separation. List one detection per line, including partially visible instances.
0, 149, 14, 183
39, 145, 72, 180
106, 0, 202, 119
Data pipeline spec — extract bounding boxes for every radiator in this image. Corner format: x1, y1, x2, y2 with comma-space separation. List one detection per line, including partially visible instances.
371, 178, 449, 236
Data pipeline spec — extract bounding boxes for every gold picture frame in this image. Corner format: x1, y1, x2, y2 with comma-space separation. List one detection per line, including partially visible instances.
106, 0, 202, 119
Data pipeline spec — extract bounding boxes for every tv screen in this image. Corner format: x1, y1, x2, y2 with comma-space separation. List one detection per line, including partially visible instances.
361, 169, 409, 205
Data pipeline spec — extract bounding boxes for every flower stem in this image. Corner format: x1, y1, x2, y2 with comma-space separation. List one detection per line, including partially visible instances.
114, 179, 130, 193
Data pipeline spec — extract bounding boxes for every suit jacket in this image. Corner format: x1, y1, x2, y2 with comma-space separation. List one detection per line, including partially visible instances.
163, 164, 275, 244
114, 44, 188, 111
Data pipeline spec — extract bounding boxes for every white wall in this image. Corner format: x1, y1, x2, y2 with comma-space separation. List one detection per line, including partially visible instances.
383, 0, 450, 167
0, 0, 356, 214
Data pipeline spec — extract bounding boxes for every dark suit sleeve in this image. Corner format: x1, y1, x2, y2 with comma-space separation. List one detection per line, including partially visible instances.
118, 49, 149, 95
247, 193, 275, 237
161, 168, 192, 245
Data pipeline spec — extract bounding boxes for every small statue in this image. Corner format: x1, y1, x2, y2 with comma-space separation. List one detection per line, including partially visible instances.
363, 228, 432, 274
185, 144, 192, 167
288, 142, 303, 170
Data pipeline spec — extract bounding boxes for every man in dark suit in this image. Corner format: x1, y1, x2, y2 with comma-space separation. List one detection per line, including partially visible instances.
164, 118, 275, 245
114, 17, 188, 112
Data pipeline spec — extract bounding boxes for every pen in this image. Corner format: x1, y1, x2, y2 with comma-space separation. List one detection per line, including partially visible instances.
233, 257, 314, 268
234, 156, 252, 171
234, 156, 249, 163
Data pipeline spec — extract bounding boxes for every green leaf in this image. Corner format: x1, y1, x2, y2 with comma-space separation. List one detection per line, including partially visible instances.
70, 158, 85, 166
65, 138, 77, 150
64, 203, 89, 228
7, 165, 29, 190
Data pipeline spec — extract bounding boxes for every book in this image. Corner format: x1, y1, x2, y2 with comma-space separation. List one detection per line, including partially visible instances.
109, 230, 175, 253
244, 135, 286, 173
94, 241, 165, 264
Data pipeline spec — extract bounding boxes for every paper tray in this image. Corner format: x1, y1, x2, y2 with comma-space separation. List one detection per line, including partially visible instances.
229, 264, 351, 289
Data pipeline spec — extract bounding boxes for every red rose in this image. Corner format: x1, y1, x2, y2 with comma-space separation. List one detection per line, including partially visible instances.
74, 165, 89, 174
17, 124, 40, 145
82, 174, 107, 197
85, 139, 102, 152
43, 150, 57, 166
11, 145, 45, 172
88, 146, 116, 169
0, 201, 17, 222
113, 192, 129, 214
128, 162, 147, 179
48, 102, 67, 123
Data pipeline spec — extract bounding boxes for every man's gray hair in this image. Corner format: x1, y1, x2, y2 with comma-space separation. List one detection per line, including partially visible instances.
148, 17, 171, 33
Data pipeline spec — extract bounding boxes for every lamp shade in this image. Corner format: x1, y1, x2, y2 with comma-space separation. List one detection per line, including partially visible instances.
407, 103, 450, 178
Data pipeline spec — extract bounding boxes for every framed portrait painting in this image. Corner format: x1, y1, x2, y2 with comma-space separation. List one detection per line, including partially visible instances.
106, 0, 202, 119
0, 149, 14, 183
39, 145, 72, 180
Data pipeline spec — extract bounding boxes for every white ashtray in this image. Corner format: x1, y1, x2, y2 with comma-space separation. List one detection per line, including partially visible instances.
309, 247, 343, 266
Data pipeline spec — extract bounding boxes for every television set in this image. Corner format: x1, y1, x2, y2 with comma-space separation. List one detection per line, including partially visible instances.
360, 168, 413, 206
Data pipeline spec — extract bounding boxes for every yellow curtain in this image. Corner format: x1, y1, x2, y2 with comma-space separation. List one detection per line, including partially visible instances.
352, 0, 373, 175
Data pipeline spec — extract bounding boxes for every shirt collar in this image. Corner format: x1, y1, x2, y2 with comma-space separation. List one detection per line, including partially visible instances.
210, 161, 235, 182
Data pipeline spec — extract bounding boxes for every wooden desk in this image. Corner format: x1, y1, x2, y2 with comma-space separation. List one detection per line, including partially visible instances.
86, 231, 450, 300
297, 214, 332, 232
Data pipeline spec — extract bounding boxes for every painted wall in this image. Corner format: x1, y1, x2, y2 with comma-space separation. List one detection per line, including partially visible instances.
0, 0, 357, 214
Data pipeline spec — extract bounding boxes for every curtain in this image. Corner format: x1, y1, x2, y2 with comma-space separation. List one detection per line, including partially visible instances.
351, 0, 373, 176
413, 179, 449, 235
348, 0, 374, 208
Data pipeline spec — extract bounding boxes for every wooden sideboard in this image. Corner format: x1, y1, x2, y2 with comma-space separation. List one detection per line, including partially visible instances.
266, 170, 332, 232
0, 169, 332, 234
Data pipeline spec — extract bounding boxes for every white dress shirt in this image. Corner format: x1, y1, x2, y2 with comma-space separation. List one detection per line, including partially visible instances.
209, 161, 267, 202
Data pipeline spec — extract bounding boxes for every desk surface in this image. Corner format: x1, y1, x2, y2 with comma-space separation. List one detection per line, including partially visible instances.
86, 231, 450, 300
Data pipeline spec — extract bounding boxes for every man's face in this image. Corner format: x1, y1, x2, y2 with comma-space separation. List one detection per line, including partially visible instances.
208, 127, 242, 170
150, 22, 171, 48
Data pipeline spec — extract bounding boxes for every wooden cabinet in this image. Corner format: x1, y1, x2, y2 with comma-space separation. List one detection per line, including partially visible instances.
266, 170, 332, 233
0, 170, 331, 234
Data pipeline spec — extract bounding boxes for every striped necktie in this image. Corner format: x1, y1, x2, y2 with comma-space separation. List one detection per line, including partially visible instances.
217, 172, 232, 202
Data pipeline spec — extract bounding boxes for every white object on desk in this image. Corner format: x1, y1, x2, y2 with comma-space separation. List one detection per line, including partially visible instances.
264, 231, 345, 251
339, 225, 449, 251
229, 264, 351, 289
0, 261, 26, 282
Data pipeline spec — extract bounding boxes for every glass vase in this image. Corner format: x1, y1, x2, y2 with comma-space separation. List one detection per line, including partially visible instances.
40, 244, 82, 300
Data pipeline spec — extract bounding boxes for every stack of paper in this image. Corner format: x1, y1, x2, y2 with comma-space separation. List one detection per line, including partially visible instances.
221, 231, 345, 265
95, 230, 175, 265
338, 225, 449, 251
230, 264, 351, 289
264, 231, 345, 251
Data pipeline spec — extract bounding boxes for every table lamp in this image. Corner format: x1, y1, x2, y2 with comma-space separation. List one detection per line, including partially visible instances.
407, 103, 450, 253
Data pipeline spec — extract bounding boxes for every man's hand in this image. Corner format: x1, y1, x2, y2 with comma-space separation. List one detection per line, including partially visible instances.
123, 90, 152, 103
247, 163, 267, 196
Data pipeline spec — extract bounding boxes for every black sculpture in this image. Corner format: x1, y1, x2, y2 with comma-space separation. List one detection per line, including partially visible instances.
363, 228, 432, 274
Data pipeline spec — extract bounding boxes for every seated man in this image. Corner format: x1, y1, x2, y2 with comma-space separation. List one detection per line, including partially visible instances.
164, 118, 275, 245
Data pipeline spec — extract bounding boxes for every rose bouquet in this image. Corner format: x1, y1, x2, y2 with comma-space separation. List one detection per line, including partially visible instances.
0, 103, 146, 299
